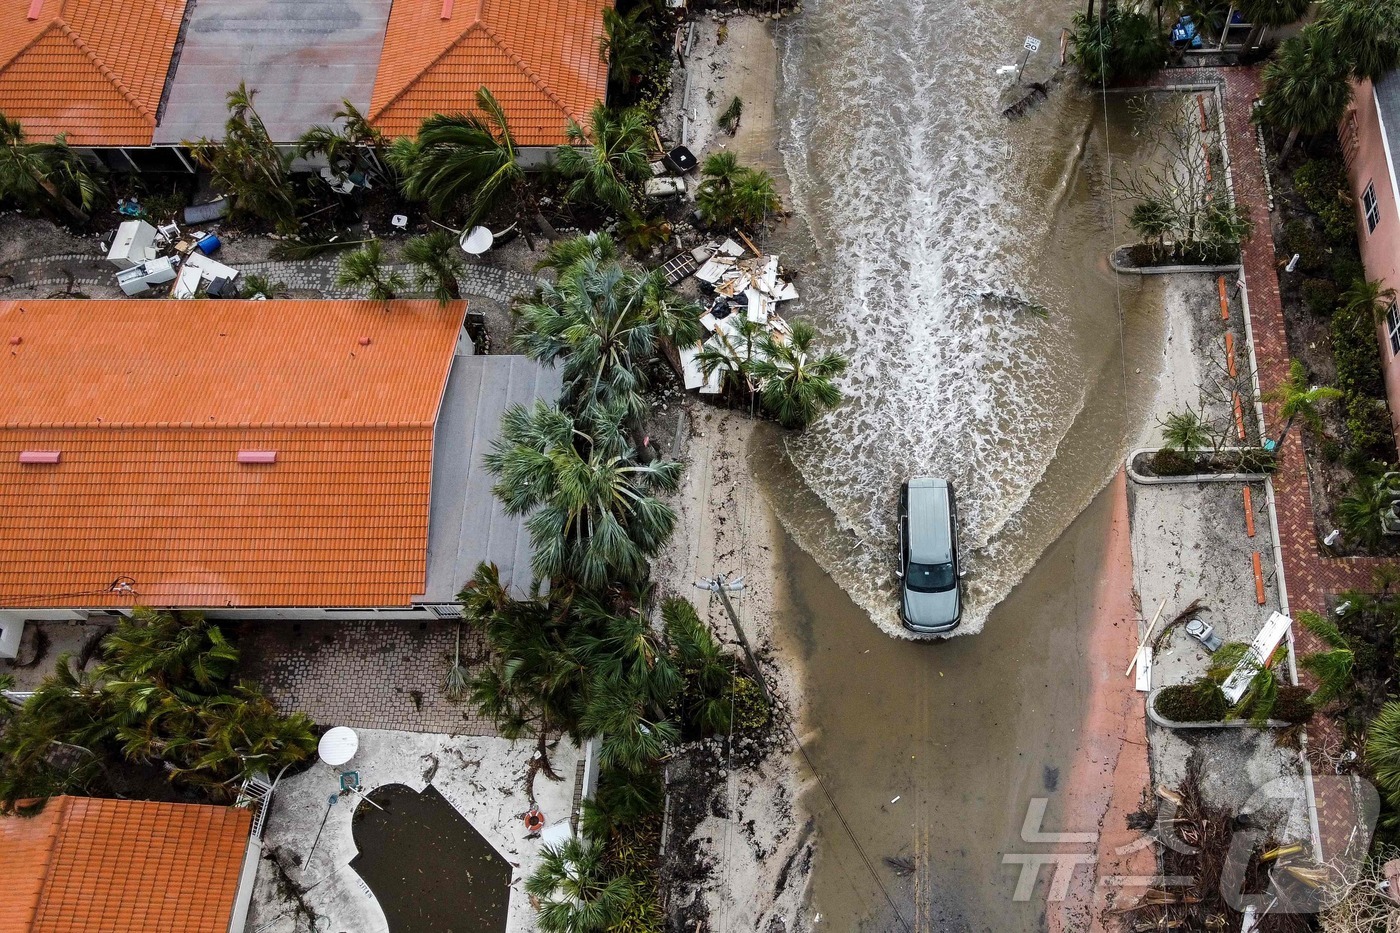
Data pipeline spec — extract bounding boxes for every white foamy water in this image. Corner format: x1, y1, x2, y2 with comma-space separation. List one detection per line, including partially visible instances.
778, 0, 1114, 635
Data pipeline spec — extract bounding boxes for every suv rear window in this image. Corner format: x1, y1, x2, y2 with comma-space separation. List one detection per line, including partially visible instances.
907, 561, 955, 593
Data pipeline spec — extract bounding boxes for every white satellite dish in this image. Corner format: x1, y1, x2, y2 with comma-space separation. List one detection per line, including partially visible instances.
318, 726, 359, 766
460, 226, 494, 255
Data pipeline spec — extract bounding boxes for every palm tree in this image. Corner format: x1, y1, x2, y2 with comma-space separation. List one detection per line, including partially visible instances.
1366, 700, 1400, 805
98, 609, 238, 698
1338, 475, 1393, 548
730, 168, 782, 228
525, 835, 636, 933
1130, 197, 1174, 253
664, 598, 743, 734
337, 240, 406, 300
1318, 0, 1400, 81
178, 687, 316, 785
750, 319, 849, 429
461, 562, 586, 779
297, 100, 386, 177
1340, 277, 1398, 324
696, 152, 782, 229
1208, 642, 1282, 726
554, 104, 652, 215
393, 87, 528, 228
581, 674, 679, 774
1257, 27, 1353, 161
515, 255, 661, 422
601, 5, 659, 87
402, 231, 465, 304
0, 114, 101, 223
187, 83, 300, 234
1297, 611, 1355, 708
1236, 0, 1310, 48
1161, 406, 1214, 456
484, 402, 682, 589
536, 231, 621, 275
697, 315, 767, 398
1263, 359, 1343, 447
0, 654, 114, 805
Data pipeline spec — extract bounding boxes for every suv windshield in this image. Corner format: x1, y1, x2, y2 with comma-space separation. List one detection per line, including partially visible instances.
906, 561, 956, 593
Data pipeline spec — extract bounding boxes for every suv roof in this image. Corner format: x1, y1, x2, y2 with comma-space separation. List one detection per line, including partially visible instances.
907, 476, 952, 564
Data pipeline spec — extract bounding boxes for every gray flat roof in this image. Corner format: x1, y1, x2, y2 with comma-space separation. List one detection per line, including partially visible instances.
155, 0, 393, 145
420, 353, 563, 602
1375, 71, 1400, 179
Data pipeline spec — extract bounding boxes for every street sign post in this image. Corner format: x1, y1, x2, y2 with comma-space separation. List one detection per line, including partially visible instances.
1017, 35, 1041, 82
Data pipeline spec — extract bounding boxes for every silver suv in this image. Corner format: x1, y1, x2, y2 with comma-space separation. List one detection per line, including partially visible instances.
897, 476, 963, 635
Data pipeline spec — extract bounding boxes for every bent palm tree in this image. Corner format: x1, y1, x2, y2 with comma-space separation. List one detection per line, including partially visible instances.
187, 83, 299, 234
750, 318, 849, 429
0, 114, 100, 223
484, 402, 681, 589
337, 240, 405, 300
402, 231, 465, 304
1236, 0, 1310, 48
1318, 0, 1400, 81
553, 104, 651, 215
1263, 359, 1343, 447
1257, 27, 1352, 161
395, 87, 527, 228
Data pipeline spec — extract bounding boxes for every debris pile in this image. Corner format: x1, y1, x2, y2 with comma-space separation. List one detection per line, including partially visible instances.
103, 218, 242, 299
676, 238, 800, 395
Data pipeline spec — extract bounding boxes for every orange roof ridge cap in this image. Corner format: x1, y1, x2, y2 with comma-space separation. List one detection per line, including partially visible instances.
1, 420, 436, 430
54, 20, 155, 122
371, 23, 493, 123
478, 21, 573, 121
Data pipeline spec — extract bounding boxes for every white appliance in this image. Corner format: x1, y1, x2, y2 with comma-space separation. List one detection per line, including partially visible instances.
106, 220, 159, 270
115, 256, 177, 296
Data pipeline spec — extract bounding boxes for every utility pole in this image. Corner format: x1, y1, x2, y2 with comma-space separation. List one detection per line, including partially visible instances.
694, 573, 770, 704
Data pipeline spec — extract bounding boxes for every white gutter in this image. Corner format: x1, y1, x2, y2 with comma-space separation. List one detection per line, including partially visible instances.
1374, 84, 1400, 223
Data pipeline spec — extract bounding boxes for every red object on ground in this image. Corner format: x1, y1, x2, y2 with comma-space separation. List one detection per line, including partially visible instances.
523, 808, 545, 832
1225, 332, 1236, 377
1243, 486, 1255, 537
1252, 552, 1265, 604
1233, 393, 1246, 439
1218, 276, 1229, 320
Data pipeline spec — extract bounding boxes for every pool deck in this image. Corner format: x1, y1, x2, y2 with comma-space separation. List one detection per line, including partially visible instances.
246, 728, 581, 933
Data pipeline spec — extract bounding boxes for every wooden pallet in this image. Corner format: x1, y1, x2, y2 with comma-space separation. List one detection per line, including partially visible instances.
659, 251, 698, 285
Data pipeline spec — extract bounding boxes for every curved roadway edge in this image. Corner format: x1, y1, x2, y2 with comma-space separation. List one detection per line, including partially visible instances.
1143, 686, 1289, 730
1124, 447, 1269, 485
1107, 245, 1242, 277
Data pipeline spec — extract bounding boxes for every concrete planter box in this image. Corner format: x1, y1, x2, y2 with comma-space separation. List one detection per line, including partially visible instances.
1146, 687, 1288, 730
1110, 244, 1241, 275
1126, 447, 1270, 485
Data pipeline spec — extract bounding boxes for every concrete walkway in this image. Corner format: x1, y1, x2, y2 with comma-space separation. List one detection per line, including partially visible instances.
0, 251, 540, 303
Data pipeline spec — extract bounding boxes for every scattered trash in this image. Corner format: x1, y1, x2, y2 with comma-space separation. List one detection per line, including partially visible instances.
890, 796, 900, 804
883, 855, 915, 876
183, 197, 230, 225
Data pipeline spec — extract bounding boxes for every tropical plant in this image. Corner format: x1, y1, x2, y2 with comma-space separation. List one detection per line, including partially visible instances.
402, 231, 466, 304
0, 114, 104, 223
1236, 0, 1310, 47
392, 87, 530, 229
696, 151, 782, 229
1208, 642, 1283, 726
718, 96, 743, 135
553, 104, 652, 215
580, 768, 665, 840
1338, 475, 1394, 548
484, 402, 681, 589
460, 562, 585, 778
1366, 700, 1400, 807
1340, 277, 1398, 325
1263, 359, 1343, 447
239, 273, 287, 298
297, 100, 387, 177
750, 319, 849, 429
1068, 7, 1166, 84
581, 673, 679, 775
337, 240, 406, 300
1161, 406, 1214, 456
601, 5, 661, 87
1317, 0, 1400, 81
1257, 27, 1353, 161
187, 83, 300, 234
525, 835, 638, 933
1130, 197, 1173, 251
1297, 611, 1356, 708
664, 598, 753, 735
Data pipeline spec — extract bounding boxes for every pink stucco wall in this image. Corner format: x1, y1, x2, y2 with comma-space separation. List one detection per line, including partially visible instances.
1344, 78, 1400, 441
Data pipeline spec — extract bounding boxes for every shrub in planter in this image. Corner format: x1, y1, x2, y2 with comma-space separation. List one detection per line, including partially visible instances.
1155, 680, 1229, 722
1293, 158, 1354, 244
1302, 277, 1340, 315
1280, 219, 1329, 275
1272, 685, 1314, 724
1150, 448, 1198, 476
1332, 257, 1366, 290
1346, 394, 1395, 457
1332, 305, 1388, 399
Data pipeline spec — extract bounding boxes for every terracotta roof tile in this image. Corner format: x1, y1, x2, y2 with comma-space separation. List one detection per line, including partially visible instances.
371, 0, 613, 145
0, 299, 464, 609
0, 0, 188, 146
0, 797, 251, 933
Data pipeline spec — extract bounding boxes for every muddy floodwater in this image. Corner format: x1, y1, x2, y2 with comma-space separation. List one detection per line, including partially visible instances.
351, 783, 511, 933
766, 468, 1126, 932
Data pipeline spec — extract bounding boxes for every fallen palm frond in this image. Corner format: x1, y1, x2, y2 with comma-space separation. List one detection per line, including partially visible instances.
268, 235, 368, 261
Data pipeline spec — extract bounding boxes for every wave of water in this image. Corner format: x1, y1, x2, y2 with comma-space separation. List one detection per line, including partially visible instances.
777, 0, 1102, 635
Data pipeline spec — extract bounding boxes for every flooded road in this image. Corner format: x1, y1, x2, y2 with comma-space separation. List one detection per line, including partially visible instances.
763, 466, 1130, 932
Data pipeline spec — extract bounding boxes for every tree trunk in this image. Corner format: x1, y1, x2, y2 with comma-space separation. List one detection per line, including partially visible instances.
1086, 0, 1095, 21
1272, 412, 1296, 450
34, 172, 87, 224
535, 728, 562, 781
1279, 126, 1301, 163
447, 276, 462, 301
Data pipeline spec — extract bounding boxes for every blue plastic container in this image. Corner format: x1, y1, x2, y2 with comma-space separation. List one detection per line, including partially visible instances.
196, 234, 221, 255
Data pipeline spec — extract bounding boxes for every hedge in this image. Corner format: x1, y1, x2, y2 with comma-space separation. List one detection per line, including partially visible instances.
1154, 680, 1229, 721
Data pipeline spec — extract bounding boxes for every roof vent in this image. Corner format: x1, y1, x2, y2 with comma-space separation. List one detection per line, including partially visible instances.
26, 0, 42, 20
237, 450, 277, 464
19, 450, 60, 464
8, 336, 20, 345
359, 335, 372, 346
440, 0, 453, 18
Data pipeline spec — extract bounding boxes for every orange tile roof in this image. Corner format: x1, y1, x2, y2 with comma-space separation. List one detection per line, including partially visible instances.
0, 0, 188, 146
0, 299, 465, 609
371, 0, 613, 146
0, 797, 251, 933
